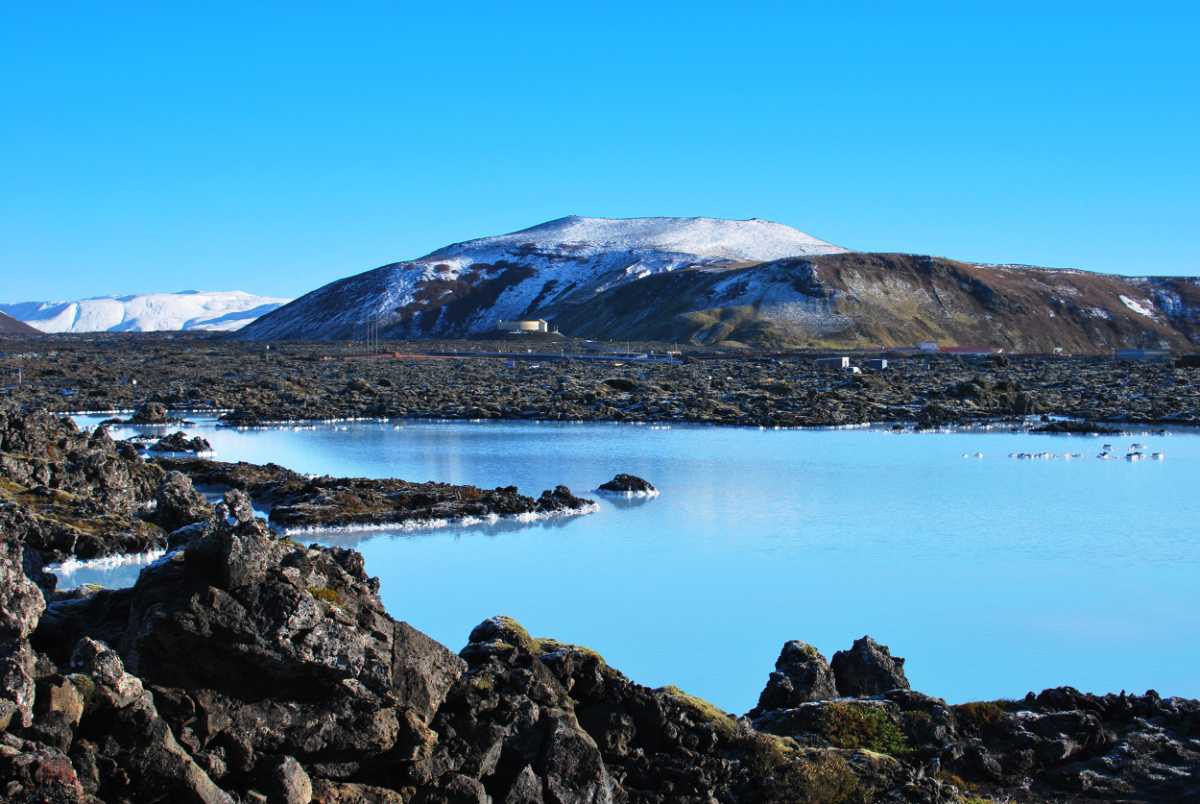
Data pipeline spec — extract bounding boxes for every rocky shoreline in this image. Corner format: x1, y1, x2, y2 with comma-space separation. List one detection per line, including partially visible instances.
1, 489, 1196, 802
3, 334, 1199, 430
0, 403, 595, 565
155, 456, 597, 534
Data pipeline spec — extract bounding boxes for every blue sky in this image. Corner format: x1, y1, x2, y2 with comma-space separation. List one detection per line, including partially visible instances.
2, 2, 1197, 301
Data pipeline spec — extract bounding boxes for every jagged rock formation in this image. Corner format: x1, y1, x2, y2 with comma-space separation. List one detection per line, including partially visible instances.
749, 641, 839, 716
238, 216, 1200, 352
830, 636, 910, 698
0, 405, 173, 563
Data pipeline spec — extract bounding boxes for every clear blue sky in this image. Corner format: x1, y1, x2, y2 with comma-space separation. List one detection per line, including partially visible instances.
2, 2, 1197, 301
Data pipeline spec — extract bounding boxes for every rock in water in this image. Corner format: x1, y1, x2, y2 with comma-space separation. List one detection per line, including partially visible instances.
749, 640, 838, 716
597, 474, 658, 496
130, 401, 170, 423
150, 431, 213, 453
535, 485, 594, 513
830, 635, 910, 696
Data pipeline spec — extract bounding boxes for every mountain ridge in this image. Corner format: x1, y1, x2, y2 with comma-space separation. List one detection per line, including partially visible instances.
232, 215, 1200, 351
2, 290, 291, 333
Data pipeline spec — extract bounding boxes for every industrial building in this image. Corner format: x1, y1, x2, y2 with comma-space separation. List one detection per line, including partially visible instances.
496, 319, 551, 334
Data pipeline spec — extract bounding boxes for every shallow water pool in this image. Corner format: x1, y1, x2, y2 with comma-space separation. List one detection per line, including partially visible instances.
66, 415, 1200, 713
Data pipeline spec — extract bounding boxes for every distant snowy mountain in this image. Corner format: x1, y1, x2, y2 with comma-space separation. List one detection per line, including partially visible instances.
1, 291, 291, 333
240, 216, 847, 340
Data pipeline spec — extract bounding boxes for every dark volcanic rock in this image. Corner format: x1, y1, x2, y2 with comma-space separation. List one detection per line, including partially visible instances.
596, 474, 657, 495
749, 641, 838, 716
156, 457, 595, 533
151, 471, 213, 533
0, 540, 45, 730
534, 485, 593, 514
1030, 419, 1122, 435
830, 636, 910, 697
0, 404, 167, 562
31, 515, 468, 801
150, 431, 213, 454
129, 402, 170, 423
66, 637, 232, 803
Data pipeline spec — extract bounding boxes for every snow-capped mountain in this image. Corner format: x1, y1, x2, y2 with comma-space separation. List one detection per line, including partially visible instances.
239, 215, 1200, 352
240, 216, 847, 340
1, 291, 291, 333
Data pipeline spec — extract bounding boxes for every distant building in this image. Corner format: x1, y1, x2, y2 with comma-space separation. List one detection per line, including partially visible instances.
815, 356, 851, 369
864, 358, 888, 370
497, 319, 550, 334
917, 341, 939, 353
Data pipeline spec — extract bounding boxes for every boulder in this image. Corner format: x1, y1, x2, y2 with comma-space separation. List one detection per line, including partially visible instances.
749, 640, 838, 716
68, 637, 232, 803
152, 470, 213, 532
130, 402, 170, 423
596, 474, 657, 496
830, 636, 910, 697
264, 755, 313, 804
534, 485, 594, 513
0, 539, 46, 730
151, 431, 213, 454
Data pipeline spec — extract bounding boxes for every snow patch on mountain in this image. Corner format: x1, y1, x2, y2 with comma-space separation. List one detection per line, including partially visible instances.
1119, 294, 1155, 318
1, 291, 291, 333
425, 216, 847, 263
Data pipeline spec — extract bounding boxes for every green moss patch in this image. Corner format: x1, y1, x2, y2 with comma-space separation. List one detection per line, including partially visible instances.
815, 702, 910, 756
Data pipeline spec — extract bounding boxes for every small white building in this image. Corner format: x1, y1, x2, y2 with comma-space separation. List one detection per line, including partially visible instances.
917, 341, 939, 353
497, 319, 550, 334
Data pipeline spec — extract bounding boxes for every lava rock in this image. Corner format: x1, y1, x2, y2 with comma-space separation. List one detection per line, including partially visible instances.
130, 401, 171, 423
749, 640, 838, 716
151, 431, 213, 453
596, 474, 657, 495
152, 470, 213, 532
0, 539, 46, 730
830, 636, 910, 697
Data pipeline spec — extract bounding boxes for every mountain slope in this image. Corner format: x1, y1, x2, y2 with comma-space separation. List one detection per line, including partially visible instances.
240, 216, 846, 340
2, 291, 291, 333
551, 253, 1200, 351
0, 311, 41, 336
240, 216, 1200, 352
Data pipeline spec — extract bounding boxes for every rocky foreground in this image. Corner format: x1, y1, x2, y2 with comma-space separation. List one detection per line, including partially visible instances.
4, 334, 1200, 429
1, 496, 1197, 802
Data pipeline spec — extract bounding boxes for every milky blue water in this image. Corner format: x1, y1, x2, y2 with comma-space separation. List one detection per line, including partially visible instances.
67, 415, 1200, 713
